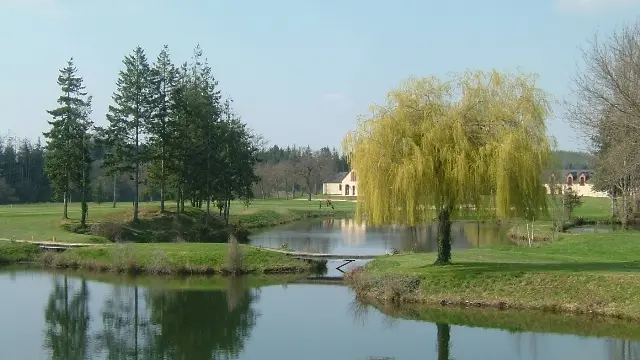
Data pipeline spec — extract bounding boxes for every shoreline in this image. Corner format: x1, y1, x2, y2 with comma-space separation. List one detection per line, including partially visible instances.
0, 242, 328, 276
344, 224, 640, 322
359, 299, 640, 340
345, 269, 640, 322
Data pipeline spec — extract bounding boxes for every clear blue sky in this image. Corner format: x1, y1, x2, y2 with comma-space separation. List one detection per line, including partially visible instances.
1, 0, 639, 152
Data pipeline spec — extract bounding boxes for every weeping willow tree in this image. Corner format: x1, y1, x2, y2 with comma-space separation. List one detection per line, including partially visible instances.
343, 70, 554, 265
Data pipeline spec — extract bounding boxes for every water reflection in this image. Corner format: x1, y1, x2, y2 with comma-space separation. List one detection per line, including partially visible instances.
2, 270, 640, 359
39, 274, 259, 360
44, 276, 90, 360
145, 278, 259, 359
249, 218, 511, 255
437, 323, 451, 360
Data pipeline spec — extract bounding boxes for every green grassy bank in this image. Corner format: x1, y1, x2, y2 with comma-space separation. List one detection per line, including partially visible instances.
346, 231, 640, 320
0, 242, 319, 275
363, 301, 640, 340
0, 199, 354, 244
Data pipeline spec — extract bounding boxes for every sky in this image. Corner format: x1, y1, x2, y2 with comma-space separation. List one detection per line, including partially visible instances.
0, 0, 639, 152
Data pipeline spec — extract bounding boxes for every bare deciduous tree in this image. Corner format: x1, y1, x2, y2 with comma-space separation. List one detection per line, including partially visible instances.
566, 21, 640, 227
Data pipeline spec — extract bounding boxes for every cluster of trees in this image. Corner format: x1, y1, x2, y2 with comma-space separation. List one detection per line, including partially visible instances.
344, 71, 553, 265
566, 20, 640, 227
0, 134, 51, 203
253, 145, 349, 200
554, 150, 593, 170
42, 45, 260, 225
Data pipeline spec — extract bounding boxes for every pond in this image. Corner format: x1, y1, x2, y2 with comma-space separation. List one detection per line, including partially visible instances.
2, 269, 639, 360
248, 218, 512, 255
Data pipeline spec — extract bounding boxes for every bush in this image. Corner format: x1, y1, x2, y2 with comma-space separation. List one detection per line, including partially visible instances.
90, 221, 124, 242
0, 243, 40, 264
345, 266, 421, 302
147, 248, 172, 275
113, 243, 137, 273
225, 233, 244, 274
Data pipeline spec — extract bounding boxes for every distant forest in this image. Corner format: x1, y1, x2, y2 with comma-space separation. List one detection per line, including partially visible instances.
0, 132, 590, 205
0, 132, 348, 204
553, 150, 594, 170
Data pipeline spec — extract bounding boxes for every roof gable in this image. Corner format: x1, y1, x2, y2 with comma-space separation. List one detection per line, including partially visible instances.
325, 172, 348, 183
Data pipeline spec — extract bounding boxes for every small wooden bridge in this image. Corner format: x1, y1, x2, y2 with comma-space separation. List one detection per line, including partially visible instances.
0, 238, 98, 252
256, 247, 386, 272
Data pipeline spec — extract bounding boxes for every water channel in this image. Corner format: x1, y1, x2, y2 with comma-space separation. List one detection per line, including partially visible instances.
248, 218, 513, 255
2, 269, 640, 360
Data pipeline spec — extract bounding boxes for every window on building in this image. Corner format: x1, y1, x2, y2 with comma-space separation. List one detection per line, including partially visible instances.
351, 171, 356, 181
339, 184, 342, 191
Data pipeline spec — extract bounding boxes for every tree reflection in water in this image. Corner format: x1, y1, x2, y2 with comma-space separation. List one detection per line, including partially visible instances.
436, 323, 451, 360
144, 276, 260, 360
42, 274, 260, 360
44, 275, 91, 360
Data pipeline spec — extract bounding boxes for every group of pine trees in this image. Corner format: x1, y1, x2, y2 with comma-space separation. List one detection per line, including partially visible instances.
43, 45, 259, 225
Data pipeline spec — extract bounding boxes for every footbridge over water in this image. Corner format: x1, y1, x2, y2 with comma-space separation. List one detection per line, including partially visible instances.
256, 247, 386, 272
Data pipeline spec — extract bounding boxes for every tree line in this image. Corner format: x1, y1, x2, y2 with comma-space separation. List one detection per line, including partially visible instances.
253, 145, 349, 200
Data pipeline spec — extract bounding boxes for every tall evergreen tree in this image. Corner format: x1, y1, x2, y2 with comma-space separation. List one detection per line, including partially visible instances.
105, 46, 153, 222
43, 58, 92, 219
78, 97, 94, 226
148, 45, 178, 213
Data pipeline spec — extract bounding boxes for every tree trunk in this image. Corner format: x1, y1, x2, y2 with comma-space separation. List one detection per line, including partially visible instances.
63, 190, 69, 219
180, 189, 185, 214
206, 197, 211, 216
133, 115, 139, 222
436, 323, 451, 360
160, 156, 165, 213
435, 207, 452, 265
80, 170, 87, 227
112, 174, 117, 208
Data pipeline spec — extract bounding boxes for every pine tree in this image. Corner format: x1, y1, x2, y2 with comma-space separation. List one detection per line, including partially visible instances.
189, 45, 221, 216
79, 96, 94, 226
104, 46, 153, 222
43, 58, 92, 219
148, 45, 178, 213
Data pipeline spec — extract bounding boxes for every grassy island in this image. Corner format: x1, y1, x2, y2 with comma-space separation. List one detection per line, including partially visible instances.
346, 230, 640, 320
0, 241, 316, 275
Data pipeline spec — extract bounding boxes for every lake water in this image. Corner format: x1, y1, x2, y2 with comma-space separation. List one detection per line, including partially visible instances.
2, 269, 639, 360
248, 218, 511, 255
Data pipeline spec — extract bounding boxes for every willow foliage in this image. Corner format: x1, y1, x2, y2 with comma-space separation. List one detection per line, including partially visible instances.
343, 70, 553, 227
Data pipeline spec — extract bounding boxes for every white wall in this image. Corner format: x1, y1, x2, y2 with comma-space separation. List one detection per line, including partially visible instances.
323, 183, 342, 195
341, 170, 358, 196
544, 183, 609, 198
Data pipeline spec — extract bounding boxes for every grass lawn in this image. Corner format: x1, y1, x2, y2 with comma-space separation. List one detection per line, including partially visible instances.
0, 241, 316, 275
0, 199, 355, 243
347, 230, 640, 320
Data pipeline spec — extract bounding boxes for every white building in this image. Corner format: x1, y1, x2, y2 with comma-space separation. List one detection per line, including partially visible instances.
322, 170, 358, 196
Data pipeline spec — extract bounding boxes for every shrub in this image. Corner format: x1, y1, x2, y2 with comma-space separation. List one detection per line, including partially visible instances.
147, 248, 172, 275
225, 233, 244, 274
113, 243, 137, 273
345, 267, 421, 302
90, 221, 124, 242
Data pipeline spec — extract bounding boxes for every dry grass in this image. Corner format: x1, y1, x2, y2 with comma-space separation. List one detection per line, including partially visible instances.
225, 233, 244, 275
